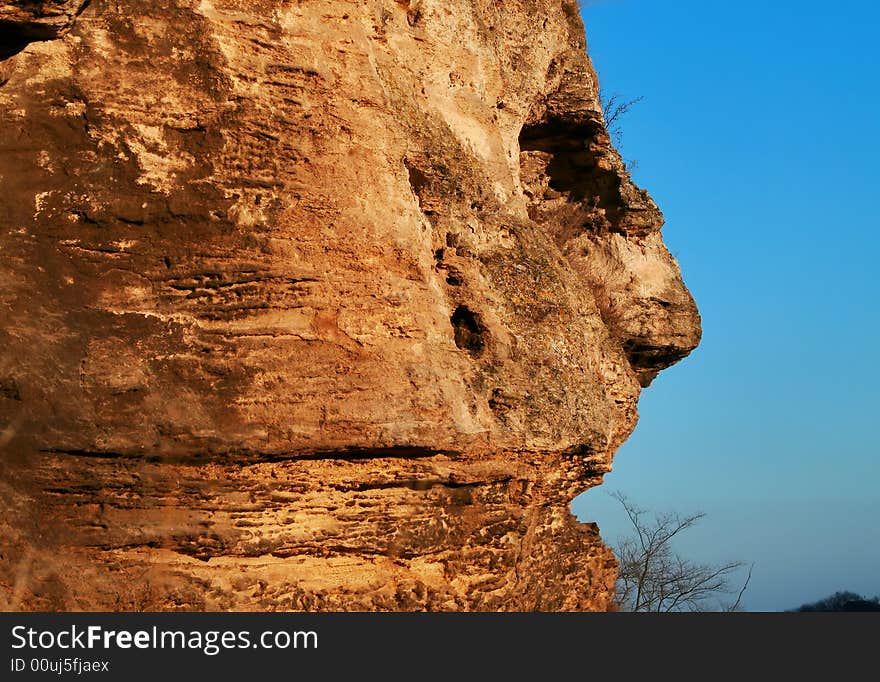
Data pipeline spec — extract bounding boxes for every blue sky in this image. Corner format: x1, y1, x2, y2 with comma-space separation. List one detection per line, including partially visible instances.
571, 0, 880, 611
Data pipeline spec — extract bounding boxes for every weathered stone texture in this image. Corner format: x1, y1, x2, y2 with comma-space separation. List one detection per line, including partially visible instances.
0, 0, 699, 610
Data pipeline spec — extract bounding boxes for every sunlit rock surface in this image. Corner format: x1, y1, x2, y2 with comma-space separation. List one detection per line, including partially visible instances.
0, 0, 699, 611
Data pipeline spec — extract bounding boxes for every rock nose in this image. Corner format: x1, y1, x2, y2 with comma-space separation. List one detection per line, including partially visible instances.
569, 140, 703, 388
561, 159, 702, 387
518, 55, 701, 388
581, 227, 703, 387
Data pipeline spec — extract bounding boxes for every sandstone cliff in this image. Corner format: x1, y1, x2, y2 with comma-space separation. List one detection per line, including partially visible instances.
0, 0, 700, 611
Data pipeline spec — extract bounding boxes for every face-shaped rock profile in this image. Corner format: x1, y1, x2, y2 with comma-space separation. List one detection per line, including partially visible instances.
0, 0, 699, 611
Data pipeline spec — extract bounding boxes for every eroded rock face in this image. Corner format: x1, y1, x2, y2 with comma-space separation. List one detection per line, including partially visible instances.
0, 0, 699, 611
0, 1, 90, 59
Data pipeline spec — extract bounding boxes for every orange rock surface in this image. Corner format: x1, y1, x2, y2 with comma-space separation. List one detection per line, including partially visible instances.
0, 0, 699, 610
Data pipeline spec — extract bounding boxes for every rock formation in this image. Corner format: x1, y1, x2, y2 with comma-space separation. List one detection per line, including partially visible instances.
0, 0, 700, 611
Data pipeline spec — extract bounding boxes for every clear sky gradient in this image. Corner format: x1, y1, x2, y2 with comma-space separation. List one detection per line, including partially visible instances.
571, 0, 879, 611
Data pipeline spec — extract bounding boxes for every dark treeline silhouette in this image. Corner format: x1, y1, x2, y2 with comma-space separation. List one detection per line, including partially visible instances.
789, 591, 880, 612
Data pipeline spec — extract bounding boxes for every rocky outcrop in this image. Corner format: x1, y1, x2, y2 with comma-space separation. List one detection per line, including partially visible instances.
0, 0, 699, 611
0, 1, 89, 59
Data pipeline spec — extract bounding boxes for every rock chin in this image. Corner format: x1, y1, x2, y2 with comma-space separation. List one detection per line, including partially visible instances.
0, 0, 699, 611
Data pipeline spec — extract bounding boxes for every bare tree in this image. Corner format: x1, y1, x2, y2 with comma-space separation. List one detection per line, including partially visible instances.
610, 491, 753, 612
600, 93, 644, 145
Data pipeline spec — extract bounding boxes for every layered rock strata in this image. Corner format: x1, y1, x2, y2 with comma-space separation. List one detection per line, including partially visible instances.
0, 0, 699, 610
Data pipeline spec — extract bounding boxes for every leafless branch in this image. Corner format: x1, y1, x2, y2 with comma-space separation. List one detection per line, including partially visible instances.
609, 491, 753, 612
600, 93, 644, 144
728, 562, 755, 612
